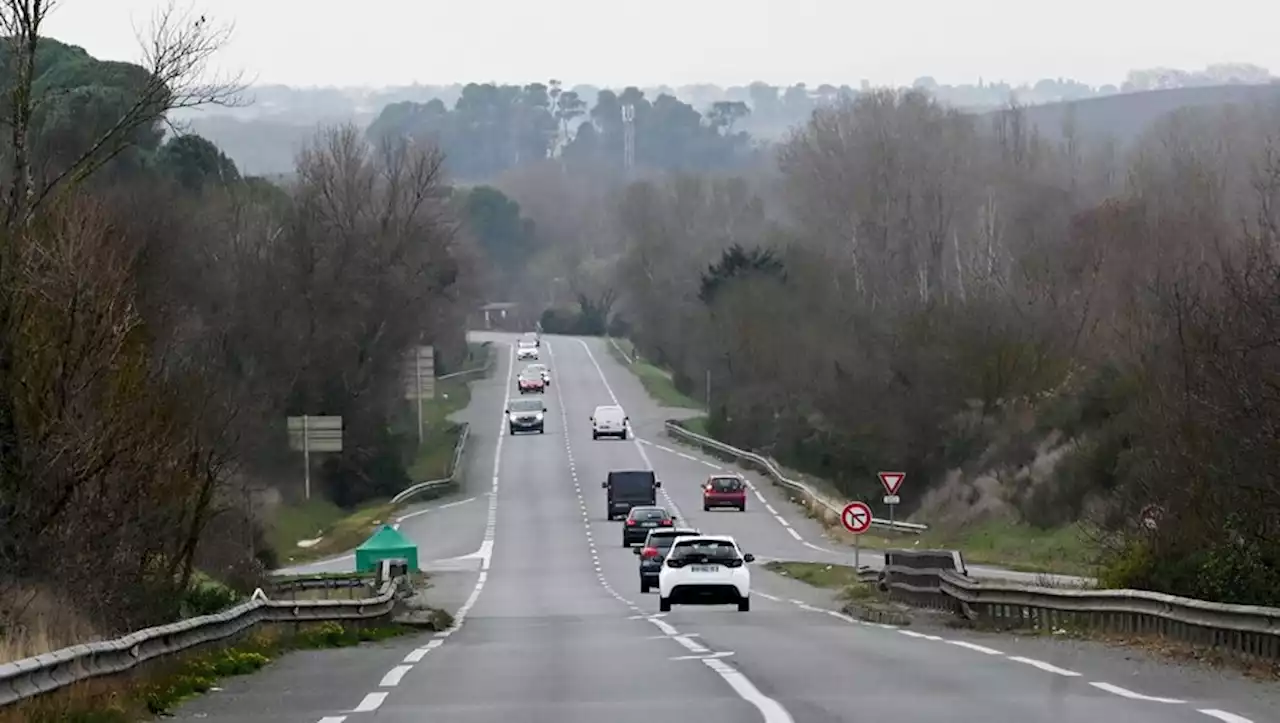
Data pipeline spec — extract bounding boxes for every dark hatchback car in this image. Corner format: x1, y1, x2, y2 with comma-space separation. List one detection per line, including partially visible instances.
622, 506, 675, 546
634, 527, 699, 592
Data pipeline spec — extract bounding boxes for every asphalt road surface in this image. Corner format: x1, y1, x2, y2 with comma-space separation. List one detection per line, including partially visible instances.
175, 333, 1273, 723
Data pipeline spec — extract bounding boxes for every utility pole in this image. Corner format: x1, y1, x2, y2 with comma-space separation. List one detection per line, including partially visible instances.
622, 104, 635, 175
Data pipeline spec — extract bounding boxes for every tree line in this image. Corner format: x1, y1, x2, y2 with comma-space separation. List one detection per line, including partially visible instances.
0, 5, 474, 644
491, 88, 1280, 606
365, 81, 757, 179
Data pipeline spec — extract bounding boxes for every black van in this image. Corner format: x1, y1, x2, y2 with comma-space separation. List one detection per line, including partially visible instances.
602, 470, 661, 520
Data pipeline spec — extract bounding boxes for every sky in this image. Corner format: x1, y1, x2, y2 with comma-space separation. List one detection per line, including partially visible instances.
43, 0, 1280, 89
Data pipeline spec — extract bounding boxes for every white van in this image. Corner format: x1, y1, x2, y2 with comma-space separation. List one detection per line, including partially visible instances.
590, 404, 629, 440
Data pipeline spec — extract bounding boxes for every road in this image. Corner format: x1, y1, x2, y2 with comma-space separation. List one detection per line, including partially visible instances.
175, 333, 1273, 723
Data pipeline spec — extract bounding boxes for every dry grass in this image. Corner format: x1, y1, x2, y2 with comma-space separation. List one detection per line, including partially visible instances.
1, 584, 104, 664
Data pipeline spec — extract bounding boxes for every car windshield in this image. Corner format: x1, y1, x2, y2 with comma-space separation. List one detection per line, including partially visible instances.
710, 478, 743, 491
670, 540, 740, 562
519, 372, 541, 380
518, 341, 536, 348
509, 400, 543, 413
630, 508, 669, 521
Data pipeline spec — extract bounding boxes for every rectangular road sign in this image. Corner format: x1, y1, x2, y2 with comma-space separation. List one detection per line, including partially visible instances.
287, 415, 343, 453
403, 345, 435, 401
883, 495, 900, 505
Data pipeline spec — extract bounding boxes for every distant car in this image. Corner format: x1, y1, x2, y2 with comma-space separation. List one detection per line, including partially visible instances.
523, 331, 541, 348
702, 474, 747, 511
622, 505, 675, 546
634, 526, 700, 593
516, 340, 539, 361
506, 398, 545, 434
517, 370, 545, 394
658, 534, 754, 612
524, 363, 551, 386
590, 404, 628, 440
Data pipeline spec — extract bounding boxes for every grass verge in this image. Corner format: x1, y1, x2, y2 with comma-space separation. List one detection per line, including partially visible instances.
3, 622, 416, 723
272, 344, 492, 566
606, 337, 702, 409
819, 518, 1095, 577
762, 561, 890, 607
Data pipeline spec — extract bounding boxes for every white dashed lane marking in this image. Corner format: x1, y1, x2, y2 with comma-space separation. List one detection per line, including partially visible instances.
568, 339, 795, 723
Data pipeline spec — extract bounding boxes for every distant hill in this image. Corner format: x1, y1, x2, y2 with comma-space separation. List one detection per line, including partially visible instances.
986, 83, 1280, 146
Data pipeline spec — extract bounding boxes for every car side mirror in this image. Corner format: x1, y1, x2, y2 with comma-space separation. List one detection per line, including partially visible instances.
632, 547, 641, 555
504, 408, 510, 414
654, 481, 662, 488
743, 553, 755, 563
600, 481, 608, 488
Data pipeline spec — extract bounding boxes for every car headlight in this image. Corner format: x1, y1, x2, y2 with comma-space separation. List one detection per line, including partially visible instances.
534, 412, 544, 420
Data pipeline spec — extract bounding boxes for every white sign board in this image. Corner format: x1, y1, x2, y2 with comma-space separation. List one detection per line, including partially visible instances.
403, 345, 436, 401
287, 415, 344, 453
883, 495, 900, 505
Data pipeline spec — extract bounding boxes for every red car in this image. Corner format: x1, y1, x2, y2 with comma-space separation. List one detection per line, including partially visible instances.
702, 475, 747, 511
518, 373, 545, 394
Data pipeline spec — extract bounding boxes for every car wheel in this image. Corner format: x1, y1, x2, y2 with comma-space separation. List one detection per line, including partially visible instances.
738, 504, 746, 512
640, 580, 650, 593
592, 432, 599, 440
538, 427, 545, 434
619, 429, 628, 440
508, 425, 515, 435
703, 504, 710, 512
622, 537, 630, 547
659, 597, 671, 612
738, 596, 750, 612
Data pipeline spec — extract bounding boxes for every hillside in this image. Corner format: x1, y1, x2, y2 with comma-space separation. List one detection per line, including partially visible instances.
990, 83, 1280, 145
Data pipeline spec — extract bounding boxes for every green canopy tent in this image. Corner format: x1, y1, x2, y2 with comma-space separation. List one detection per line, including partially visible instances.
355, 524, 419, 573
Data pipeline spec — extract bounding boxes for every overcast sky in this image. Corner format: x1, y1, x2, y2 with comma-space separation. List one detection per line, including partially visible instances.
44, 0, 1280, 89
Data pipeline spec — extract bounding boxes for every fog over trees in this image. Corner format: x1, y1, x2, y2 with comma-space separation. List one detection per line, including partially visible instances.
2, 0, 1278, 668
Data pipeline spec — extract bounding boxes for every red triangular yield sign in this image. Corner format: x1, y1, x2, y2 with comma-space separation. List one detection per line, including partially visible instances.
878, 471, 905, 495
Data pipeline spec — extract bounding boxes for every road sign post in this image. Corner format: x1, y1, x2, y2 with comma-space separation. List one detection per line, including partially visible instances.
841, 501, 873, 570
287, 415, 343, 500
403, 346, 435, 445
878, 471, 906, 529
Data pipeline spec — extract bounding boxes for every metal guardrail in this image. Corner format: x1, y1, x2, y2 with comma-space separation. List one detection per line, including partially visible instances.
437, 341, 495, 380
880, 549, 1280, 661
664, 421, 929, 534
391, 422, 470, 505
389, 343, 491, 505
0, 575, 402, 707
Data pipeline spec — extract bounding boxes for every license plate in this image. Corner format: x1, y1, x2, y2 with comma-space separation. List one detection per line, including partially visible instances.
691, 565, 718, 573
641, 522, 656, 527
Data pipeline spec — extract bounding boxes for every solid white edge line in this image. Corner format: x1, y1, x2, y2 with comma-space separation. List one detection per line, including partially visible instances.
352, 692, 387, 712
379, 665, 412, 687
317, 717, 347, 723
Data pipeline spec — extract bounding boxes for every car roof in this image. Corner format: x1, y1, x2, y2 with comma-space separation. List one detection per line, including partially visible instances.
594, 404, 623, 413
646, 527, 699, 538
708, 473, 745, 480
628, 506, 668, 514
670, 534, 737, 544
509, 399, 544, 407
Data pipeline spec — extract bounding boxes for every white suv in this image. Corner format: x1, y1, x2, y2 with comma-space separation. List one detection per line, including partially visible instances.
658, 535, 754, 612
590, 404, 628, 440
516, 340, 539, 361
